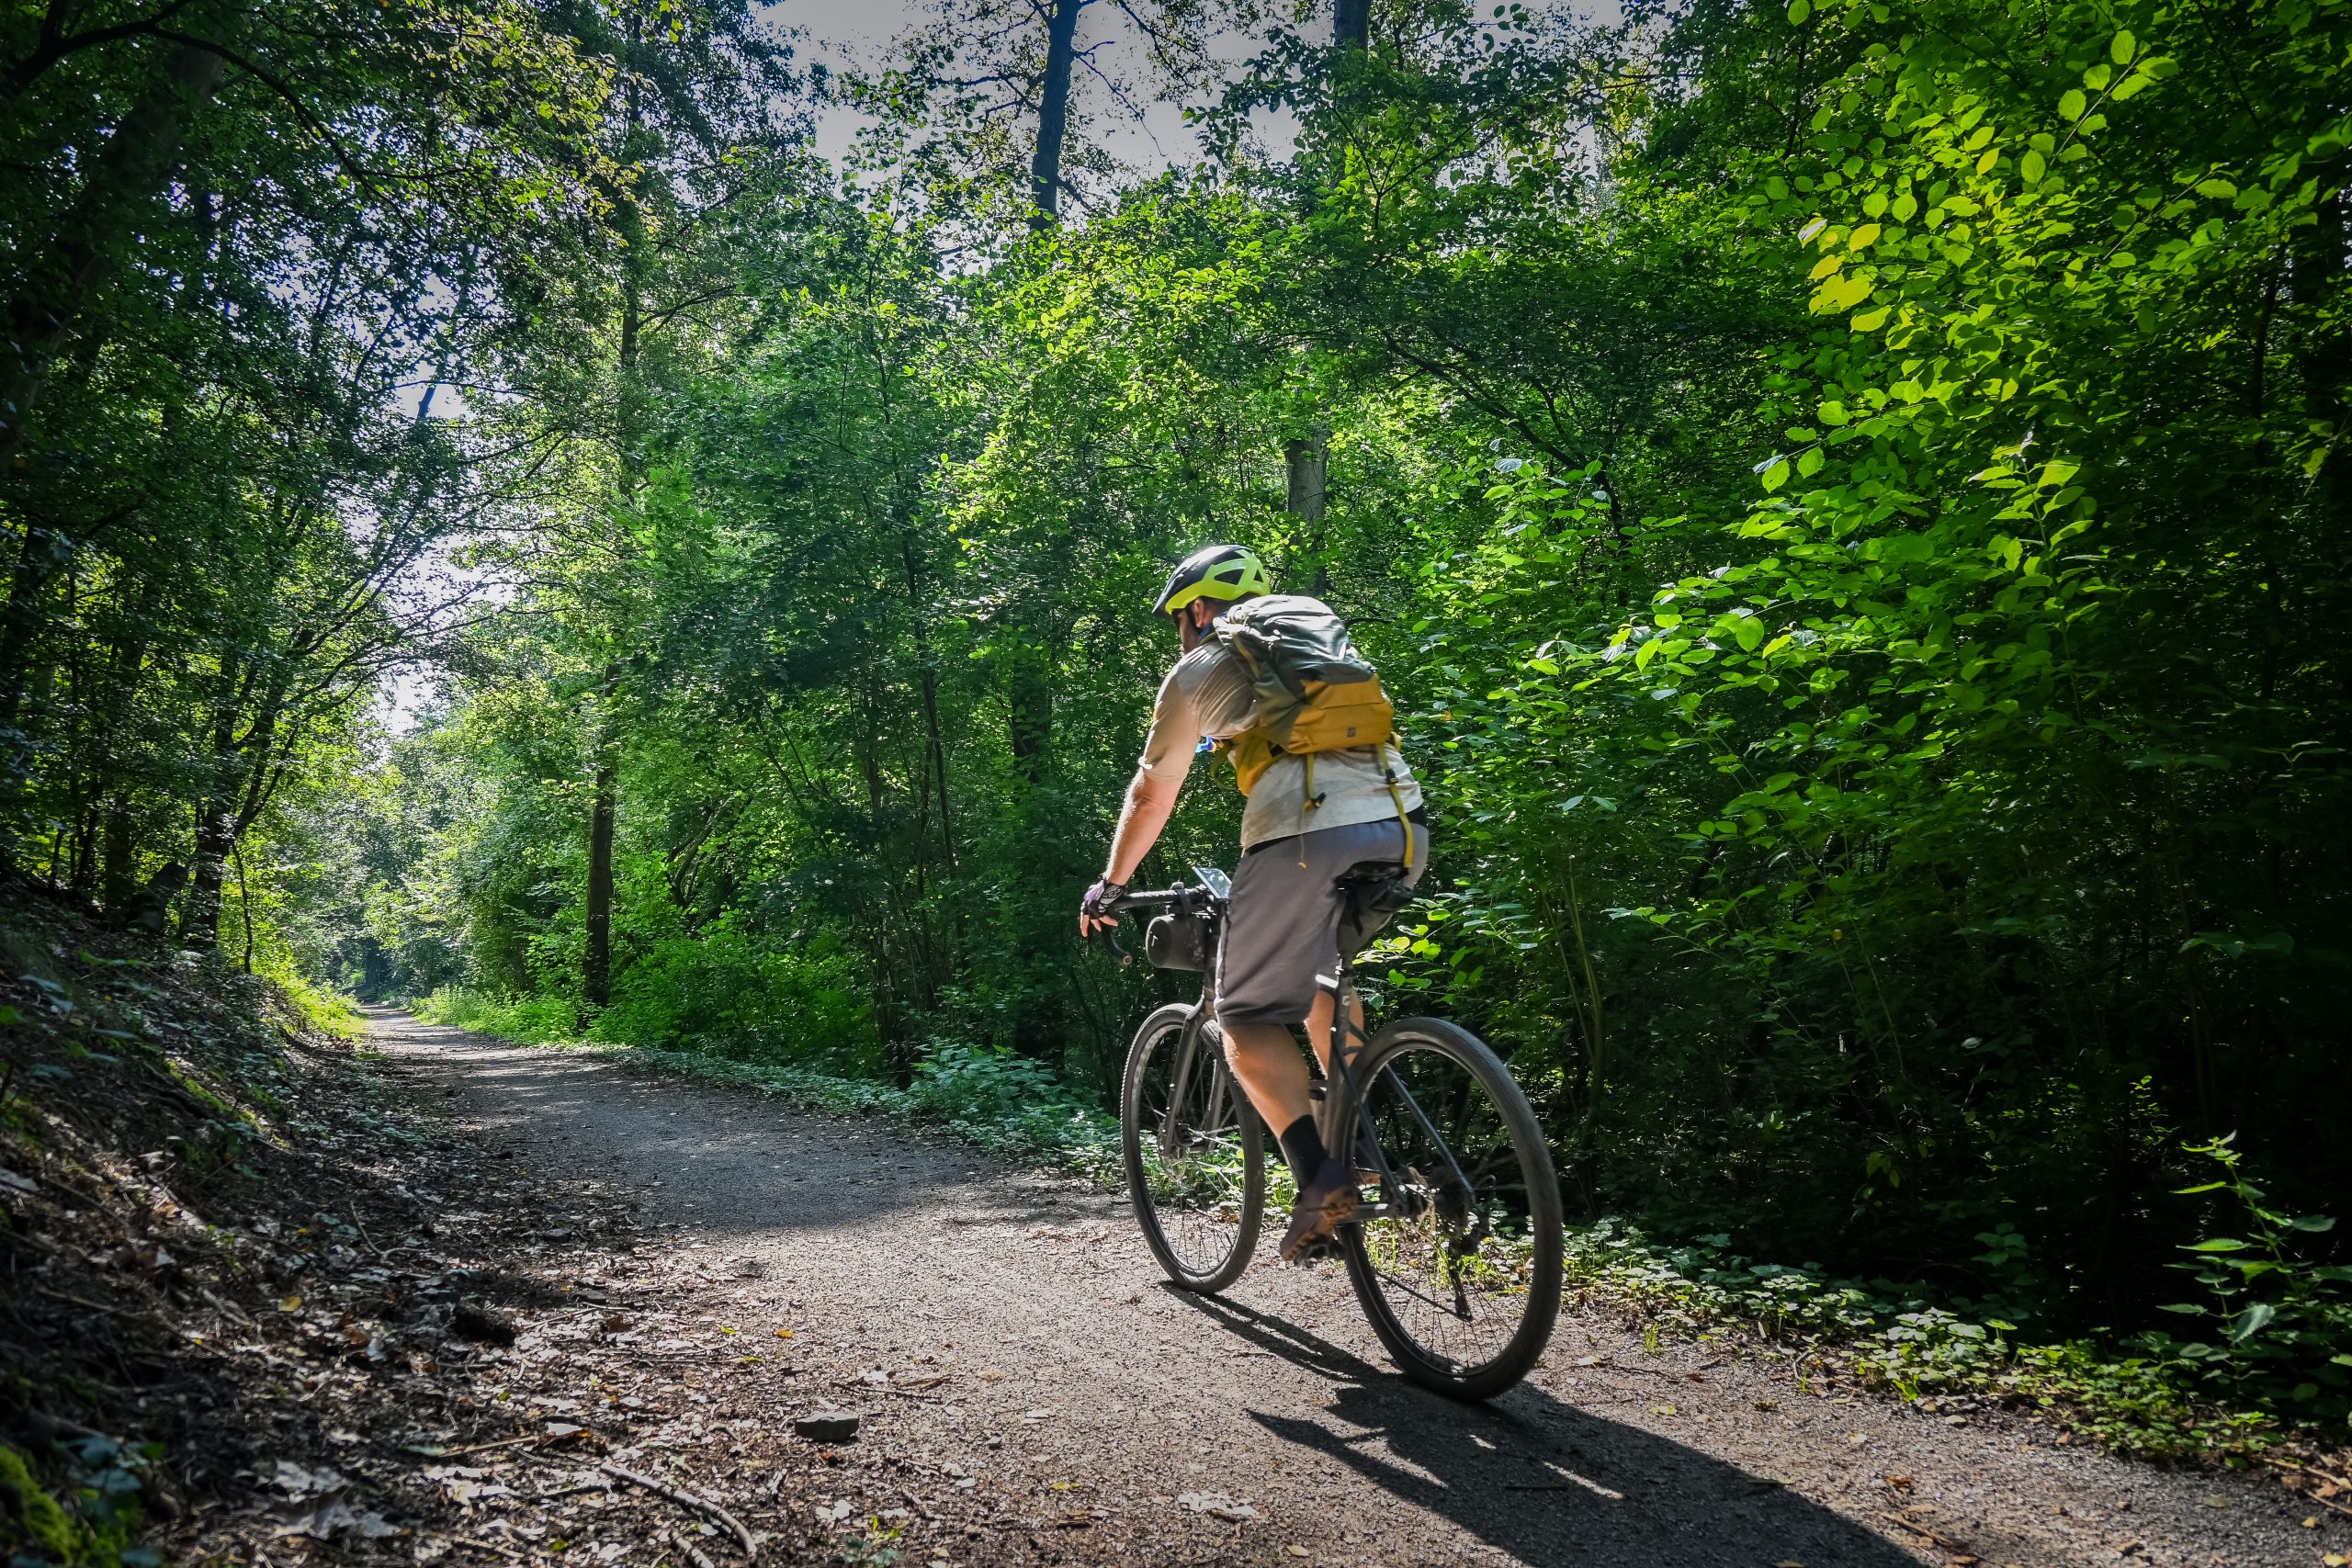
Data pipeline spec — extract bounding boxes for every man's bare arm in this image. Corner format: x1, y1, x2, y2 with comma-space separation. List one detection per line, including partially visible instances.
1104, 767, 1180, 886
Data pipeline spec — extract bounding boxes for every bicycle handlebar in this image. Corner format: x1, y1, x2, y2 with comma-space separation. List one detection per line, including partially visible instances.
1109, 886, 1188, 912
1087, 879, 1219, 966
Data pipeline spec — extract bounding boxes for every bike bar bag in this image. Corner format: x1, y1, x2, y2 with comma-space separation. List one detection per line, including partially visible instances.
1146, 910, 1212, 972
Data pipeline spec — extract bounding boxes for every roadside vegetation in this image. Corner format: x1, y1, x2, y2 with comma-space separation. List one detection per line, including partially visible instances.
3, 0, 2346, 1483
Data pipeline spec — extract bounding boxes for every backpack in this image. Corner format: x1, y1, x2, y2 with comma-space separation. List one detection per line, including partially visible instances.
1209, 594, 1398, 797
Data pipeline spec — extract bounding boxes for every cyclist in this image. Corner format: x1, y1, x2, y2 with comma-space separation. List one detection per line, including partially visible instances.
1080, 544, 1428, 1262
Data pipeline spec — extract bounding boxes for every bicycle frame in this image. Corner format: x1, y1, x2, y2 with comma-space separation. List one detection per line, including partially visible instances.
1312, 960, 1476, 1227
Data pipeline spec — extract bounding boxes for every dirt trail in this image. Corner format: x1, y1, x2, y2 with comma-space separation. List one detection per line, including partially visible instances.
368, 1009, 2321, 1568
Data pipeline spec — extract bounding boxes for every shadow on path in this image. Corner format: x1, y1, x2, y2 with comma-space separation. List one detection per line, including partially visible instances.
1171, 1289, 1919, 1567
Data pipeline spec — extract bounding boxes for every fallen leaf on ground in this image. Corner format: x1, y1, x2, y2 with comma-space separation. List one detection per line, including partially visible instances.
1176, 1492, 1256, 1522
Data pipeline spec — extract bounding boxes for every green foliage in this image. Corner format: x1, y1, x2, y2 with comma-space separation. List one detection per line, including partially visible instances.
0, 1436, 158, 1568
2144, 1134, 2352, 1430
11, 0, 2349, 1452
590, 924, 877, 1067
0, 1447, 77, 1565
415, 988, 585, 1048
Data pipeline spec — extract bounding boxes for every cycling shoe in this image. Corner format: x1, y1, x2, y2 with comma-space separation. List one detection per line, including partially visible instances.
1294, 1235, 1345, 1265
1278, 1156, 1360, 1264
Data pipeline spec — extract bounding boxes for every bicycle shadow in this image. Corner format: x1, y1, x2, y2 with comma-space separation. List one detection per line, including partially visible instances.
1169, 1288, 1921, 1567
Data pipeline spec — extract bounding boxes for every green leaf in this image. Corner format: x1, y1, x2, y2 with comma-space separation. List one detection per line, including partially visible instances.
1761, 459, 1792, 492
2290, 1215, 2336, 1232
2111, 28, 2136, 63
2195, 177, 2238, 199
2181, 1238, 2250, 1252
2020, 149, 2046, 185
2154, 1303, 2206, 1314
2227, 1302, 2277, 1343
1786, 0, 1811, 20
2058, 89, 2086, 120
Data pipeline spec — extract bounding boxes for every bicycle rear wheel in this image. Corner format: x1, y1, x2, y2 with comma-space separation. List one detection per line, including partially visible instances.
1121, 1003, 1264, 1292
1331, 1017, 1563, 1400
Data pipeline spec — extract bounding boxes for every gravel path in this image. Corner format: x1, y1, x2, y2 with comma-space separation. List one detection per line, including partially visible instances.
368, 1009, 2323, 1568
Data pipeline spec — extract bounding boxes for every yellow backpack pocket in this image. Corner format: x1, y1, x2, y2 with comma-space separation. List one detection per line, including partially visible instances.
1280, 678, 1396, 754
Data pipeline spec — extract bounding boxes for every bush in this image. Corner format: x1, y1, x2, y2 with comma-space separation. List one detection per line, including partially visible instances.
415, 987, 582, 1044
589, 923, 875, 1066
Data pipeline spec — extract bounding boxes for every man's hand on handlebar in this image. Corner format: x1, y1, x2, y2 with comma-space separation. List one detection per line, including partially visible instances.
1079, 876, 1127, 936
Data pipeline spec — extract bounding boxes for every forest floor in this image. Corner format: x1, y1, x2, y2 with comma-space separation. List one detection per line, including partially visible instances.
348, 1008, 2331, 1568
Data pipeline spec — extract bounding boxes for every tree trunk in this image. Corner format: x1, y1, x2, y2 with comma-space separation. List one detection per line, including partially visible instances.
0, 525, 72, 732
583, 665, 620, 1010
1028, 0, 1082, 229
1285, 423, 1330, 592
100, 802, 136, 922
1334, 0, 1371, 51
181, 659, 289, 952
1284, 427, 1328, 523
899, 532, 958, 863
582, 83, 649, 1009
0, 43, 226, 460
182, 797, 233, 950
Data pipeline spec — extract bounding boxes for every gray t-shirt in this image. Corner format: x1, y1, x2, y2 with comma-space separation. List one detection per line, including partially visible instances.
1136, 630, 1422, 851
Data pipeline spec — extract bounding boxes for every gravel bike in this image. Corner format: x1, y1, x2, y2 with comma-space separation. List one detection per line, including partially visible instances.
1102, 863, 1563, 1401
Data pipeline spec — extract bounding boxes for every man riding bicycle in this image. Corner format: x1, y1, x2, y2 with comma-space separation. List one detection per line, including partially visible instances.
1080, 544, 1429, 1263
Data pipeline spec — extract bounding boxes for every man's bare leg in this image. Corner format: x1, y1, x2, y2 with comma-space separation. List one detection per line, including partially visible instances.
1219, 1021, 1313, 1132
1220, 1001, 1370, 1261
1301, 987, 1366, 1075
1219, 987, 1370, 1132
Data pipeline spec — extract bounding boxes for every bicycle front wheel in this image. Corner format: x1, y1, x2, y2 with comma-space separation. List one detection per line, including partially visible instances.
1333, 1017, 1563, 1400
1121, 1003, 1264, 1292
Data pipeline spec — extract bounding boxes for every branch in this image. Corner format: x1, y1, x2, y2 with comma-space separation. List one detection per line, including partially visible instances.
0, 0, 202, 107
149, 28, 468, 193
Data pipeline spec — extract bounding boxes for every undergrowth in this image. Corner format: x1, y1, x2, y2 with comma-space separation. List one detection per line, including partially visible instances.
0, 1438, 158, 1568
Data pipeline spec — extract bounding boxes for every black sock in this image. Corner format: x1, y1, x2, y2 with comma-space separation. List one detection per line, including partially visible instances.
1279, 1115, 1329, 1187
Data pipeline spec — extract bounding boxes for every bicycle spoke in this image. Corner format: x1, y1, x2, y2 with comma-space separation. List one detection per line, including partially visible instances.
1347, 1029, 1554, 1383
1125, 1012, 1261, 1288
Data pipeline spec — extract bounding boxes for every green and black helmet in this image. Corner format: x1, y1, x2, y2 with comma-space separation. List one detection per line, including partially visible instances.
1152, 544, 1272, 619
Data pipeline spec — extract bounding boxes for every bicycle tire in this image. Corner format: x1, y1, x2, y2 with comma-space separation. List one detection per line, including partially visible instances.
1121, 1002, 1264, 1292
1330, 1016, 1563, 1400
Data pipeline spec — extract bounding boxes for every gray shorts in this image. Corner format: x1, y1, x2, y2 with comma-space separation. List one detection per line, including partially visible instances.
1215, 815, 1430, 1028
